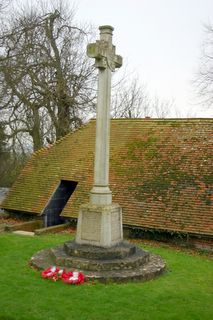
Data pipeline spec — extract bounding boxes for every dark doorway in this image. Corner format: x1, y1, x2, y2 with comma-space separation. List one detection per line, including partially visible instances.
42, 180, 78, 227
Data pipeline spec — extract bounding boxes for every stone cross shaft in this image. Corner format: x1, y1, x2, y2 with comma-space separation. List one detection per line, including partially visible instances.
87, 25, 122, 205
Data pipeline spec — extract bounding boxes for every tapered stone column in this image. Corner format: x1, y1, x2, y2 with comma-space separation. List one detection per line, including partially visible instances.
76, 26, 123, 247
89, 25, 122, 205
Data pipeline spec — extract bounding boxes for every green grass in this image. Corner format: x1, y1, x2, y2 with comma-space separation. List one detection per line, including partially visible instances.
0, 233, 212, 320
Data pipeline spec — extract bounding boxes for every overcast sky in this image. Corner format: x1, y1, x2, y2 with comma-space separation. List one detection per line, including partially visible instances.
75, 0, 213, 117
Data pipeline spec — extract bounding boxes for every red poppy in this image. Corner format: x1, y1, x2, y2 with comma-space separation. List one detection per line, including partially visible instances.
62, 271, 85, 285
41, 267, 85, 284
41, 266, 66, 281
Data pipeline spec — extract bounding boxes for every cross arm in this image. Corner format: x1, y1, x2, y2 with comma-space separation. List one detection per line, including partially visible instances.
87, 41, 122, 70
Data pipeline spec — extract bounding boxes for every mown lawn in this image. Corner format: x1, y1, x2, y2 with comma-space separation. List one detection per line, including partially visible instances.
0, 233, 212, 320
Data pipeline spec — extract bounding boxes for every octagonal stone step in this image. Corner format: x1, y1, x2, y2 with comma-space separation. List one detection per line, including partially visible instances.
63, 240, 136, 260
50, 245, 149, 271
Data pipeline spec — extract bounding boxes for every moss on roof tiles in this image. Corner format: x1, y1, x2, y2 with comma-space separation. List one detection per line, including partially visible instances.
2, 119, 213, 236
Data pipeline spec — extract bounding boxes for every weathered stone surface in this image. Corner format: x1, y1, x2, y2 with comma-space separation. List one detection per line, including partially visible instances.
76, 203, 123, 247
30, 241, 166, 283
88, 26, 122, 207
64, 240, 136, 259
30, 249, 53, 270
51, 246, 149, 271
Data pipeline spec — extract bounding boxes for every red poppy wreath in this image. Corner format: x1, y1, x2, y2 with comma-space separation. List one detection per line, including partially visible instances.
41, 266, 66, 282
62, 271, 85, 285
41, 266, 85, 285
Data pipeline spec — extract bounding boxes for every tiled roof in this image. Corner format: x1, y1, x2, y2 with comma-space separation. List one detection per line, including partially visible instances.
2, 119, 213, 236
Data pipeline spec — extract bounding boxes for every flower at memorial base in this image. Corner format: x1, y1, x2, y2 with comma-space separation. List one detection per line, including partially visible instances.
62, 271, 85, 285
41, 267, 85, 284
41, 266, 65, 281
58, 269, 67, 279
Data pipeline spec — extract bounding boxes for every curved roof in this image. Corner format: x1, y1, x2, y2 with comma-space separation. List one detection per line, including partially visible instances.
2, 119, 213, 236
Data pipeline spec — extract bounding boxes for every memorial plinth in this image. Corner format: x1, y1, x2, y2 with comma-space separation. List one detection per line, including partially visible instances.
30, 240, 166, 283
76, 203, 123, 247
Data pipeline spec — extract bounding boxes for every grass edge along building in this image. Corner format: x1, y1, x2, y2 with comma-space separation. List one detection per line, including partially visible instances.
1, 118, 213, 249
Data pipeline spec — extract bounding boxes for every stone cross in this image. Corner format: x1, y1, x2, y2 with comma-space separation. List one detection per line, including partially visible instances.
76, 26, 123, 247
87, 25, 122, 205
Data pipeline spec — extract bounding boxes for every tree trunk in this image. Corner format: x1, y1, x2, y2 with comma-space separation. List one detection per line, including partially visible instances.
30, 107, 43, 151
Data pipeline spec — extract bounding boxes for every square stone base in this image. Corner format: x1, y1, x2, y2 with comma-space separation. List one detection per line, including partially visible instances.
75, 203, 123, 247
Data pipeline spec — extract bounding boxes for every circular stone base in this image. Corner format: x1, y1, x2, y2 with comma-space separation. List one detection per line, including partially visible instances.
30, 241, 166, 283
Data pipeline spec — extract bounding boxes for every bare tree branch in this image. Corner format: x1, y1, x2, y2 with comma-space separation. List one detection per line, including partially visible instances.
0, 4, 96, 152
194, 23, 213, 108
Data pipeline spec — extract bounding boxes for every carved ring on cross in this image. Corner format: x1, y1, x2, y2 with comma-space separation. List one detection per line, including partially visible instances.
87, 40, 122, 71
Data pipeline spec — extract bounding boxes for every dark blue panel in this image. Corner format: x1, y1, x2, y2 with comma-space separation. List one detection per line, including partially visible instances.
43, 180, 78, 227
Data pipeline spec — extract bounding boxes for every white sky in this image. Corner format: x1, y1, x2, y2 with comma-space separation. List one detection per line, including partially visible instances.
75, 0, 213, 117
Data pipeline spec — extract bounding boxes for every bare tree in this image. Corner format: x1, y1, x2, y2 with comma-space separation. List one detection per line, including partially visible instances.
111, 73, 175, 119
111, 73, 151, 118
195, 23, 213, 108
0, 5, 96, 151
0, 1, 178, 156
0, 0, 11, 13
151, 96, 175, 118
